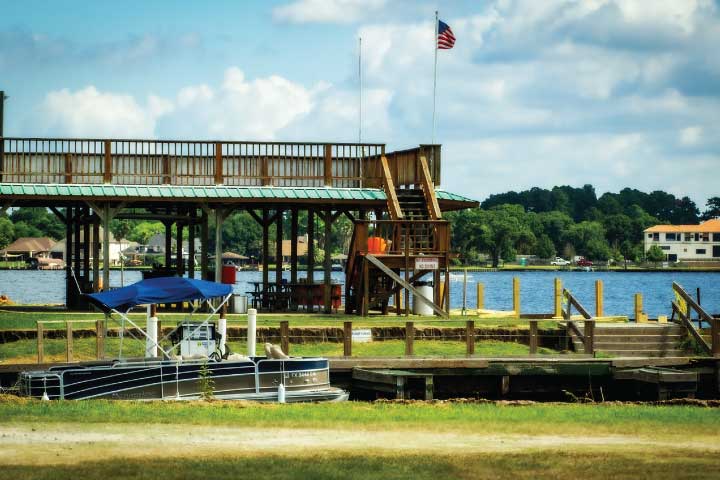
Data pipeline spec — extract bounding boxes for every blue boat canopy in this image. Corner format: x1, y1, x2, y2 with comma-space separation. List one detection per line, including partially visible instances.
86, 277, 232, 312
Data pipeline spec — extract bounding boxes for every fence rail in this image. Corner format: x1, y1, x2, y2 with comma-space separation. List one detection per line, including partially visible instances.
0, 138, 441, 189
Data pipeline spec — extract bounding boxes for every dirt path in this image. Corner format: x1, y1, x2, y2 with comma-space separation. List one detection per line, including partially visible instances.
2, 422, 719, 465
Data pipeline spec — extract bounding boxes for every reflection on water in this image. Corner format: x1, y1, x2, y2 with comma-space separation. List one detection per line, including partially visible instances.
0, 269, 718, 318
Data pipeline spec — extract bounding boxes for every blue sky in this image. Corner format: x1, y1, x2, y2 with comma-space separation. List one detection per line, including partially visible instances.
1, 0, 718, 207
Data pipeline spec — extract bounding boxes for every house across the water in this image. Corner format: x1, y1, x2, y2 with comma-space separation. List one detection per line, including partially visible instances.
644, 218, 720, 262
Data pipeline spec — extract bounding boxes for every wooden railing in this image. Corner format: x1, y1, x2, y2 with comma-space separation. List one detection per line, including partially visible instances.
351, 219, 450, 257
0, 138, 442, 188
561, 288, 595, 354
671, 282, 717, 356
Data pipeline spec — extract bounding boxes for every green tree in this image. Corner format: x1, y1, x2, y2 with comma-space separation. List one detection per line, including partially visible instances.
9, 207, 64, 240
0, 217, 14, 249
602, 214, 633, 247
701, 197, 720, 220
646, 244, 665, 264
563, 221, 610, 260
534, 234, 556, 259
128, 221, 165, 244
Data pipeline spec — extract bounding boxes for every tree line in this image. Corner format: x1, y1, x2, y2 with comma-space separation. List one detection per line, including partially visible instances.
446, 186, 719, 267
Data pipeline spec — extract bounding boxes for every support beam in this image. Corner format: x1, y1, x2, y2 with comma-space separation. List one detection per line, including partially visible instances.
323, 210, 332, 313
176, 221, 184, 277
262, 208, 269, 308
364, 254, 448, 318
307, 209, 315, 284
275, 208, 284, 295
102, 204, 110, 291
188, 209, 196, 279
290, 208, 298, 285
201, 209, 209, 280
92, 219, 100, 292
214, 209, 225, 283
164, 221, 172, 272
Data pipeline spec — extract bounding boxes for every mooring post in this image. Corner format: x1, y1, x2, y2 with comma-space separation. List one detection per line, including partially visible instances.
554, 278, 562, 318
96, 319, 105, 360
37, 323, 44, 364
343, 321, 352, 357
711, 318, 720, 358
66, 322, 73, 363
584, 319, 595, 355
280, 320, 290, 355
466, 320, 475, 356
476, 282, 484, 311
529, 319, 538, 354
595, 280, 603, 318
513, 277, 520, 318
634, 293, 644, 323
405, 321, 414, 356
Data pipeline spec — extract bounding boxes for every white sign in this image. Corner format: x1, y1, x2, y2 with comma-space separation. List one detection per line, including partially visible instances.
415, 257, 439, 270
352, 329, 373, 343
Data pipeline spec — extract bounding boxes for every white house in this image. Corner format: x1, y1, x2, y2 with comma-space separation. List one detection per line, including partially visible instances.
644, 218, 720, 262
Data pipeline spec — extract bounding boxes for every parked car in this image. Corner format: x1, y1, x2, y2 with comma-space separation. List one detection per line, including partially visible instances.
550, 257, 570, 266
576, 258, 593, 267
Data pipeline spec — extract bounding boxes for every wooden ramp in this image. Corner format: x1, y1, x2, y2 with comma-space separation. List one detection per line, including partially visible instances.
614, 366, 698, 399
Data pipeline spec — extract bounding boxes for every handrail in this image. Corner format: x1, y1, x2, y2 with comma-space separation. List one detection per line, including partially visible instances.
380, 154, 403, 219
418, 154, 441, 220
562, 289, 592, 320
672, 282, 713, 355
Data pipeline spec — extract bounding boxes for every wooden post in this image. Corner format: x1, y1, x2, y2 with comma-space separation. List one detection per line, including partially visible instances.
64, 153, 73, 184
176, 222, 184, 278
405, 321, 414, 356
201, 210, 209, 280
343, 321, 352, 357
307, 209, 315, 284
634, 293, 644, 323
529, 320, 538, 354
280, 320, 289, 355
66, 322, 73, 363
554, 278, 562, 318
92, 219, 100, 292
711, 318, 720, 358
214, 209, 224, 283
96, 319, 105, 360
323, 144, 333, 187
584, 319, 595, 355
290, 208, 298, 285
595, 280, 604, 318
214, 142, 223, 185
323, 211, 332, 314
276, 209, 284, 296
466, 320, 475, 356
103, 140, 112, 183
438, 279, 446, 310
512, 277, 520, 318
476, 282, 484, 311
362, 258, 369, 317
188, 210, 196, 279
262, 209, 269, 308
37, 323, 44, 364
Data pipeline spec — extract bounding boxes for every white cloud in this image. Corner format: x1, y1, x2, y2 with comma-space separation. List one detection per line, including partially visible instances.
680, 126, 702, 146
39, 87, 165, 137
273, 0, 386, 24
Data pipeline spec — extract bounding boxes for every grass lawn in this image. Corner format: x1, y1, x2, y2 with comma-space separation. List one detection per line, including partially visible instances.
1, 399, 719, 479
0, 338, 558, 363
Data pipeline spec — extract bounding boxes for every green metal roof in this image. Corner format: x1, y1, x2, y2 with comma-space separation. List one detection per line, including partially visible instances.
0, 183, 477, 204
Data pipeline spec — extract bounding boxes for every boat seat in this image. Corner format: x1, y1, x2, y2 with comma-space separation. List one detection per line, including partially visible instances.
264, 343, 289, 359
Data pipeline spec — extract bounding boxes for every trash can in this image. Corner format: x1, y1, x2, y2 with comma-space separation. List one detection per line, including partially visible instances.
233, 294, 248, 314
221, 265, 236, 284
412, 281, 434, 315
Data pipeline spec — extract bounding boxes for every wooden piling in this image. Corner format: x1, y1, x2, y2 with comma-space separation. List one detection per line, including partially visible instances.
343, 321, 353, 357
476, 282, 484, 311
711, 318, 720, 358
554, 278, 562, 318
96, 319, 105, 360
280, 320, 290, 355
634, 293, 644, 323
37, 323, 44, 364
595, 280, 603, 318
529, 320, 538, 354
512, 277, 520, 318
466, 320, 475, 356
405, 321, 414, 356
584, 319, 595, 355
66, 322, 73, 363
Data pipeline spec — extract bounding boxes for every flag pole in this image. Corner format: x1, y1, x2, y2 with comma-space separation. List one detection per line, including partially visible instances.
359, 36, 362, 144
431, 10, 439, 146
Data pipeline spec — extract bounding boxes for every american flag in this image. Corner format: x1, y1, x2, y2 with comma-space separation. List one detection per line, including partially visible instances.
437, 20, 455, 49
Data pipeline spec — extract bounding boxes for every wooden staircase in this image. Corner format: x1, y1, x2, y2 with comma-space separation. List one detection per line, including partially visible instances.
568, 323, 688, 357
345, 151, 449, 316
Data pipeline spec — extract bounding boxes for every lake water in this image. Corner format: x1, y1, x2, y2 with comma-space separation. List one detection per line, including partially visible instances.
0, 269, 718, 318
